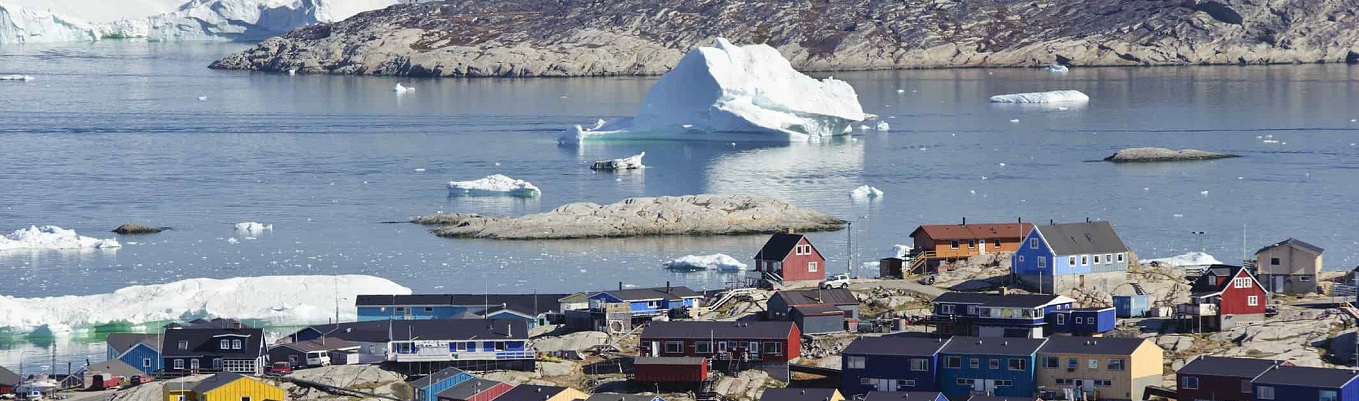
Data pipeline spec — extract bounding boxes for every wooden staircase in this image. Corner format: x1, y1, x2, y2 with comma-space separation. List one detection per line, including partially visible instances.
1130, 282, 1147, 296
697, 374, 724, 401
905, 251, 936, 276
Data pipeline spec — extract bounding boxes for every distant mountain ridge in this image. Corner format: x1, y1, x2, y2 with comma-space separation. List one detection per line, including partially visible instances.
209, 0, 1359, 77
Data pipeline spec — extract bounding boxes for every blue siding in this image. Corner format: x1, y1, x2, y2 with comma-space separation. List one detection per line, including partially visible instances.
358, 305, 471, 321
117, 343, 162, 374
1049, 308, 1115, 336
841, 354, 939, 395
1012, 229, 1056, 277
589, 293, 700, 316
416, 372, 474, 401
1112, 295, 1150, 318
937, 353, 1038, 400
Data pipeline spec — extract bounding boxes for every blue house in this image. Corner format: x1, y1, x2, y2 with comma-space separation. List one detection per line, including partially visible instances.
937, 336, 1047, 400
288, 319, 536, 371
930, 291, 1076, 338
105, 333, 161, 374
356, 293, 567, 328
1011, 221, 1132, 294
411, 367, 475, 401
588, 285, 704, 317
1252, 365, 1359, 401
1046, 307, 1116, 336
842, 336, 950, 396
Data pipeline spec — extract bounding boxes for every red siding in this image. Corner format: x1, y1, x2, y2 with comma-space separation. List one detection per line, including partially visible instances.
785, 323, 801, 360
439, 383, 513, 401
641, 325, 801, 363
1219, 270, 1268, 316
776, 238, 826, 282
634, 362, 708, 383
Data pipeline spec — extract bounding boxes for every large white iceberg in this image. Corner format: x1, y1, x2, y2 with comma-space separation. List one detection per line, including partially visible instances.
561, 38, 866, 143
1142, 252, 1222, 268
447, 174, 542, 197
989, 90, 1090, 104
664, 254, 748, 272
0, 225, 121, 251
0, 275, 411, 332
850, 185, 884, 199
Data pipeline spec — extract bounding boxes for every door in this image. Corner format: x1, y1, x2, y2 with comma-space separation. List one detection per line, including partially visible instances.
984, 380, 997, 393
1273, 276, 1285, 292
972, 380, 984, 392
877, 379, 893, 392
748, 341, 760, 356
1081, 379, 1094, 392
649, 341, 659, 357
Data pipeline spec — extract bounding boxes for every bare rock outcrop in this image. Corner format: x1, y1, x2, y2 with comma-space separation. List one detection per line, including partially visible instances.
413, 194, 845, 240
211, 0, 1359, 77
112, 223, 165, 234
1104, 147, 1239, 163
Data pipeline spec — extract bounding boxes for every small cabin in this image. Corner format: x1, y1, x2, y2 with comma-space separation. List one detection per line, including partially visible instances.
754, 232, 826, 285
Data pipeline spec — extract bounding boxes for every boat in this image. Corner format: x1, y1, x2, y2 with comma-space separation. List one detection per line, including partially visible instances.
590, 152, 645, 170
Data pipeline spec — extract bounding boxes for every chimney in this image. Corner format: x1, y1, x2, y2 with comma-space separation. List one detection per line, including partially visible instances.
1086, 217, 1091, 223
962, 217, 967, 226
666, 281, 671, 294
619, 282, 623, 291
1049, 219, 1054, 225
1018, 217, 1022, 223
786, 227, 795, 234
508, 322, 513, 338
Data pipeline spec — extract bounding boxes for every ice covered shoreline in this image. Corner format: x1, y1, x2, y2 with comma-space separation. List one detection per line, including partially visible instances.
0, 225, 121, 251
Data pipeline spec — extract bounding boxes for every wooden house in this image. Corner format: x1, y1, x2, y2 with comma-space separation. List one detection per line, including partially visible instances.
588, 285, 703, 318
1035, 336, 1162, 401
106, 333, 162, 374
355, 293, 567, 328
493, 385, 586, 401
1176, 356, 1290, 401
162, 372, 285, 401
1178, 265, 1268, 332
161, 319, 266, 375
436, 379, 513, 401
632, 357, 708, 384
760, 388, 844, 401
1252, 365, 1359, 401
929, 291, 1076, 338
640, 321, 799, 380
862, 392, 947, 401
82, 360, 145, 390
766, 288, 859, 334
289, 319, 534, 371
1011, 221, 1133, 294
909, 221, 1033, 264
411, 367, 475, 401
937, 336, 1047, 400
753, 232, 826, 286
1254, 238, 1323, 295
1046, 307, 1117, 337
841, 336, 950, 396
0, 366, 18, 394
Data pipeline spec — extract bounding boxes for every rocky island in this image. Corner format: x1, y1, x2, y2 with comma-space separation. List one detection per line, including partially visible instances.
413, 194, 845, 239
211, 0, 1359, 77
1104, 147, 1240, 163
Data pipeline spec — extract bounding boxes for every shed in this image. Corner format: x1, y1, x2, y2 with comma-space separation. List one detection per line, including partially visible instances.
435, 378, 513, 401
790, 304, 847, 334
633, 356, 708, 383
1047, 307, 1116, 336
1112, 295, 1149, 318
411, 367, 475, 401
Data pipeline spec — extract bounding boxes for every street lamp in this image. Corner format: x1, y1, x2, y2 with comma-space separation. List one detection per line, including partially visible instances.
1191, 231, 1206, 252
846, 216, 869, 279
18, 350, 45, 378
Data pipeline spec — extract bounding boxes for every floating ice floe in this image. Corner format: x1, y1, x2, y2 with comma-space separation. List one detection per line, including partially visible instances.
447, 174, 541, 197
0, 225, 122, 251
226, 237, 239, 244
560, 38, 865, 143
664, 254, 748, 272
989, 90, 1090, 104
1142, 252, 1222, 268
896, 89, 906, 94
288, 68, 297, 76
234, 222, 272, 235
591, 152, 645, 170
875, 121, 890, 132
1009, 119, 1021, 123
0, 275, 410, 332
850, 185, 884, 199
1044, 64, 1070, 73
0, 74, 34, 81
197, 95, 207, 101
393, 83, 414, 93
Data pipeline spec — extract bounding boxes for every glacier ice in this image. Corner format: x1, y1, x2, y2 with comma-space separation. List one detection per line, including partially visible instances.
560, 38, 865, 143
447, 174, 541, 197
393, 83, 415, 93
850, 185, 883, 199
234, 222, 273, 235
875, 121, 890, 131
0, 225, 121, 251
664, 254, 748, 272
990, 90, 1089, 104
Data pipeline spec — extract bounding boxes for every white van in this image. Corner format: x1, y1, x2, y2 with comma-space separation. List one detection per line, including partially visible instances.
305, 350, 331, 366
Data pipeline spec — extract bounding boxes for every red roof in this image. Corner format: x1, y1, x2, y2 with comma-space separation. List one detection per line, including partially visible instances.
909, 223, 1033, 241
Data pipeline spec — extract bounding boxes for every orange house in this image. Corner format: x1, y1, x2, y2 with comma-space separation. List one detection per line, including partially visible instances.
909, 222, 1034, 259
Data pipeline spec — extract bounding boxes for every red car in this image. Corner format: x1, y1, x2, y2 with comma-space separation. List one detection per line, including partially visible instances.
269, 361, 292, 374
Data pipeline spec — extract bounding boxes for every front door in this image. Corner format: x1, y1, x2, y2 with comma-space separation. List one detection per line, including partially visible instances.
984, 380, 997, 393
1082, 379, 1095, 392
1274, 276, 1286, 292
972, 379, 984, 392
877, 379, 893, 392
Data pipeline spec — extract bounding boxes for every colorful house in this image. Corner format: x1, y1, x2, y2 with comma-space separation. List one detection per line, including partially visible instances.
760, 388, 844, 401
929, 291, 1076, 338
162, 372, 285, 401
161, 319, 267, 375
841, 336, 951, 396
766, 288, 859, 334
1252, 365, 1359, 401
1177, 356, 1290, 401
909, 221, 1033, 261
640, 321, 800, 380
492, 385, 587, 401
936, 336, 1047, 400
0, 366, 18, 394
1046, 307, 1116, 336
106, 333, 162, 374
1179, 265, 1268, 331
862, 392, 948, 401
436, 378, 513, 401
82, 360, 145, 389
290, 319, 534, 371
411, 367, 475, 401
1035, 336, 1163, 401
753, 232, 826, 286
1011, 221, 1133, 294
355, 293, 568, 328
266, 339, 360, 368
1254, 238, 1323, 295
588, 285, 703, 318
632, 357, 709, 384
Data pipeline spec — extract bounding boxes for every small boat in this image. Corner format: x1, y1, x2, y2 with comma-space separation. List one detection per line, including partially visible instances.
591, 152, 645, 170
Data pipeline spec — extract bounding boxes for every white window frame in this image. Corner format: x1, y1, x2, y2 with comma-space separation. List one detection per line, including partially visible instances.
663, 341, 683, 354
967, 240, 975, 249
1038, 257, 1047, 268
1030, 238, 1038, 249
1248, 296, 1259, 306
1107, 358, 1125, 371
764, 342, 782, 355
951, 240, 960, 249
847, 356, 866, 369
911, 358, 928, 371
174, 359, 184, 370
232, 339, 242, 350
1081, 255, 1089, 265
944, 356, 961, 369
903, 380, 916, 387
178, 340, 189, 350
941, 304, 955, 314
1018, 255, 1025, 263
143, 358, 152, 368
1117, 253, 1125, 262
220, 339, 230, 349
808, 262, 818, 272
1301, 276, 1312, 282
989, 359, 1000, 369
1075, 316, 1083, 324
1258, 385, 1274, 400
1056, 314, 1065, 325
1088, 359, 1099, 370
695, 341, 712, 354
1068, 256, 1076, 265
1093, 255, 1101, 264
969, 358, 979, 369
190, 359, 200, 370
1320, 390, 1338, 401
1104, 254, 1113, 264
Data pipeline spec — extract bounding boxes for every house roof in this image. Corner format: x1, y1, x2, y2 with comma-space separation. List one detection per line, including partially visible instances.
1034, 221, 1130, 256
410, 367, 469, 388
940, 336, 1047, 356
1176, 356, 1285, 378
862, 391, 946, 401
191, 372, 248, 393
106, 333, 160, 354
558, 293, 592, 303
354, 294, 570, 315
0, 366, 21, 385
755, 233, 806, 261
274, 338, 360, 353
297, 319, 528, 343
85, 359, 144, 378
932, 292, 1075, 308
437, 379, 507, 400
1037, 336, 1149, 356
598, 286, 702, 301
843, 336, 950, 357
1252, 365, 1359, 388
584, 393, 661, 401
161, 326, 264, 359
760, 388, 841, 401
1188, 265, 1254, 296
910, 223, 1033, 241
641, 321, 795, 340
1257, 238, 1324, 255
774, 288, 857, 306
184, 318, 249, 329
964, 395, 1040, 401
792, 304, 844, 317
494, 385, 572, 401
634, 356, 706, 366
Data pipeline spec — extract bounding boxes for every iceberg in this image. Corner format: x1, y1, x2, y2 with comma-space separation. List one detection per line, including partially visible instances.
850, 185, 884, 199
0, 74, 34, 81
1142, 252, 1222, 268
875, 121, 890, 132
234, 222, 273, 235
447, 174, 541, 197
664, 254, 748, 272
591, 152, 645, 170
892, 244, 912, 258
990, 90, 1089, 103
0, 225, 121, 251
0, 275, 411, 332
0, 4, 100, 43
1044, 64, 1070, 73
560, 38, 866, 143
393, 83, 415, 93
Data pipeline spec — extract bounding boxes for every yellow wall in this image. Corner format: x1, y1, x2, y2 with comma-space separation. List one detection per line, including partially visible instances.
1035, 339, 1163, 401
200, 376, 285, 401
546, 388, 589, 401
827, 390, 845, 401
164, 388, 197, 401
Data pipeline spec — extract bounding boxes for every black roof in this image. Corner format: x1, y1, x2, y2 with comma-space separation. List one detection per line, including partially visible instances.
1253, 365, 1359, 388
191, 372, 247, 393
760, 388, 841, 401
355, 294, 570, 315
940, 336, 1047, 356
862, 391, 946, 401
494, 385, 571, 401
410, 367, 468, 388
844, 336, 950, 357
1189, 265, 1250, 294
755, 233, 806, 261
161, 325, 264, 359
792, 304, 844, 316
965, 395, 1039, 401
185, 318, 248, 329
274, 338, 360, 353
299, 319, 528, 343
1177, 356, 1285, 378
1257, 238, 1324, 255
932, 292, 1072, 308
107, 333, 160, 354
641, 321, 795, 340
0, 366, 21, 386
1037, 336, 1148, 356
1034, 221, 1130, 255
600, 286, 702, 301
584, 394, 661, 401
774, 288, 857, 306
436, 378, 506, 400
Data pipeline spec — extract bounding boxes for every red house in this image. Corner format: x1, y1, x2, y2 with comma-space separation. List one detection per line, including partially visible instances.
754, 233, 826, 285
640, 321, 801, 362
1178, 265, 1268, 331
632, 356, 709, 384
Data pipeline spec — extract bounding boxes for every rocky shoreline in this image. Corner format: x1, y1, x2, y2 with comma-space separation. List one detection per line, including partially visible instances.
1104, 147, 1240, 163
211, 0, 1359, 77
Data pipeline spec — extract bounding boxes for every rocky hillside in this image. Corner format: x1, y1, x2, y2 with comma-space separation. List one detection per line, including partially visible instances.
209, 0, 1359, 77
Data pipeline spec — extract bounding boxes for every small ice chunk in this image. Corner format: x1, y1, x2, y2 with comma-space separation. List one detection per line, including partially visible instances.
591, 152, 646, 170
875, 121, 890, 131
414, 168, 426, 172
850, 185, 884, 199
0, 75, 35, 81
1057, 106, 1069, 111
1009, 119, 1020, 123
288, 68, 297, 76
446, 174, 541, 197
393, 83, 415, 93
969, 190, 976, 195
234, 222, 273, 234
226, 237, 240, 244
1044, 64, 1069, 73
1200, 191, 1209, 196
859, 124, 870, 130
1351, 119, 1357, 122
664, 254, 748, 271
896, 89, 906, 93
998, 162, 1006, 167
0, 225, 122, 250
197, 96, 207, 101
990, 90, 1089, 104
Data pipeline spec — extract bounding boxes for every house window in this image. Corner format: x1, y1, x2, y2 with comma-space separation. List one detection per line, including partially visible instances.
1117, 253, 1125, 262
968, 240, 975, 249
911, 359, 928, 371
847, 356, 866, 369
232, 339, 242, 350
764, 342, 782, 355
1104, 254, 1113, 263
213, 359, 222, 368
1081, 255, 1089, 265
663, 341, 683, 354
1008, 358, 1026, 371
696, 341, 712, 354
1096, 380, 1112, 387
174, 359, 184, 370
956, 378, 973, 386
1107, 359, 1125, 371
989, 359, 1000, 369
495, 342, 506, 351
969, 358, 980, 369
1088, 359, 1099, 369
1067, 358, 1078, 370
994, 239, 1002, 247
1041, 356, 1059, 368
647, 300, 660, 309
995, 380, 1013, 387
143, 358, 152, 368
951, 240, 960, 249
1233, 277, 1251, 288
1030, 238, 1038, 249
1093, 255, 1101, 264
1068, 256, 1076, 265
860, 378, 876, 385
808, 262, 818, 272
1270, 258, 1280, 265
1248, 296, 1259, 306
940, 304, 955, 314
1055, 314, 1065, 325
242, 398, 252, 401
424, 307, 433, 312
1075, 317, 1083, 324
190, 359, 200, 370
178, 340, 189, 350
1257, 385, 1274, 399
220, 339, 230, 349
1038, 257, 1047, 268
1320, 390, 1338, 401
396, 307, 405, 312
1301, 276, 1312, 282
1018, 255, 1025, 263
902, 380, 916, 388
944, 356, 961, 368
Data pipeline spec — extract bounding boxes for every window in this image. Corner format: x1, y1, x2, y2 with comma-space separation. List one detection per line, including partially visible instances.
1055, 313, 1065, 325
902, 380, 916, 388
764, 342, 782, 355
1117, 253, 1125, 262
994, 239, 1002, 247
190, 359, 200, 370
1104, 254, 1113, 263
1234, 277, 1253, 288
663, 341, 683, 354
696, 341, 712, 354
1248, 296, 1259, 306
1096, 380, 1112, 387
968, 240, 975, 249
1068, 256, 1076, 265
995, 380, 1013, 387
970, 358, 980, 369
1067, 358, 1078, 370
178, 340, 189, 350
396, 307, 405, 312
1081, 255, 1089, 265
1030, 238, 1038, 249
1075, 317, 1083, 324
143, 358, 152, 368
232, 339, 242, 350
1257, 385, 1274, 399
1093, 255, 1101, 264
941, 304, 955, 314
424, 307, 433, 312
495, 342, 506, 351
911, 359, 929, 371
944, 356, 961, 368
846, 356, 865, 369
1320, 390, 1338, 401
1018, 255, 1024, 263
220, 339, 230, 349
1088, 359, 1099, 369
1270, 258, 1280, 265
956, 378, 973, 386
860, 378, 876, 385
808, 262, 818, 272
1041, 356, 1058, 368
989, 359, 1000, 369
951, 240, 960, 249
1302, 276, 1312, 282
242, 398, 252, 401
1008, 358, 1026, 371
213, 358, 221, 368
1107, 359, 1125, 371
646, 300, 660, 309
1038, 257, 1047, 268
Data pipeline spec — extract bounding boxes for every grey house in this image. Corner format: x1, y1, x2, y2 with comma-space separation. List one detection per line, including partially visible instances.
766, 288, 859, 334
1255, 238, 1323, 295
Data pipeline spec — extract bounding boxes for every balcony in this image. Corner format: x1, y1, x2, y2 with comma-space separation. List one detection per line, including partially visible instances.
1177, 303, 1218, 316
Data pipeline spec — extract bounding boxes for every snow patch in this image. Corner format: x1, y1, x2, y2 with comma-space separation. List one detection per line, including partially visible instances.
0, 275, 411, 332
850, 185, 884, 199
664, 254, 748, 272
561, 38, 865, 143
990, 90, 1089, 103
447, 174, 541, 197
0, 225, 121, 251
1142, 252, 1222, 268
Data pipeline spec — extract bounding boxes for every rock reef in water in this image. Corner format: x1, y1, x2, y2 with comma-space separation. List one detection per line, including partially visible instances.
112, 223, 165, 234
211, 0, 1359, 77
1104, 147, 1239, 163
413, 194, 846, 239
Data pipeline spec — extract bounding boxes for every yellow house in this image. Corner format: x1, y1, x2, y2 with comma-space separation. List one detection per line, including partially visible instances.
1035, 337, 1162, 401
163, 373, 284, 401
758, 388, 845, 401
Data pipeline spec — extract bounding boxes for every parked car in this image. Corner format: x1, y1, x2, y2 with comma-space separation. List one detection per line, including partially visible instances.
269, 361, 293, 374
820, 273, 851, 289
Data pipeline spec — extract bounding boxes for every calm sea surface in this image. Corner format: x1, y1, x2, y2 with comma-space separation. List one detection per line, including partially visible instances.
2, 42, 1358, 372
